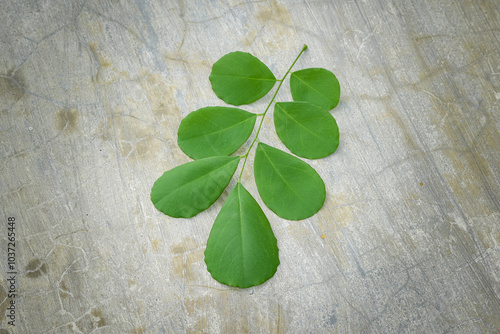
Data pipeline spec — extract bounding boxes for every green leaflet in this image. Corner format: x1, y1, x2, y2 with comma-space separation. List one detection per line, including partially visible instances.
274, 101, 339, 159
209, 51, 277, 106
290, 68, 340, 111
254, 143, 326, 220
204, 183, 279, 288
178, 106, 257, 159
151, 156, 239, 218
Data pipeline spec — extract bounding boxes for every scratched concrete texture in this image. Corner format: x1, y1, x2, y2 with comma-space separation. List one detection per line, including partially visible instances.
1, 0, 500, 333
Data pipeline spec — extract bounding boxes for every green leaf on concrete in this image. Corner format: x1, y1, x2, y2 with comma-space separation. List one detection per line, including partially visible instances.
209, 51, 277, 106
290, 68, 340, 111
151, 45, 343, 288
254, 143, 326, 220
274, 101, 339, 159
151, 156, 239, 218
178, 106, 257, 159
204, 183, 279, 288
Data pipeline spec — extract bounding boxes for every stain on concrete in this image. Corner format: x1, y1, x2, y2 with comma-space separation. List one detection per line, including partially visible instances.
88, 42, 127, 85
331, 205, 355, 229
99, 103, 172, 163
55, 108, 79, 134
91, 307, 106, 328
100, 113, 155, 155
134, 138, 161, 161
170, 237, 198, 254
76, 307, 106, 332
252, 0, 296, 51
184, 295, 211, 331
0, 77, 24, 112
151, 239, 160, 252
59, 280, 69, 299
242, 28, 258, 47
25, 259, 48, 278
88, 41, 107, 60
89, 42, 112, 68
171, 237, 203, 282
99, 56, 113, 69
82, 12, 104, 36
118, 141, 133, 158
140, 72, 181, 121
274, 303, 286, 334
172, 249, 204, 282
131, 327, 146, 334
88, 42, 99, 57
256, 4, 272, 23
96, 69, 187, 165
255, 0, 292, 25
322, 193, 361, 228
287, 223, 313, 245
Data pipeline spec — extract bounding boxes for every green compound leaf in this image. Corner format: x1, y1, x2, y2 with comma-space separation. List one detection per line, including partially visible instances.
151, 156, 239, 218
204, 183, 279, 288
290, 68, 340, 111
178, 106, 257, 159
254, 143, 326, 220
274, 101, 339, 159
209, 51, 277, 106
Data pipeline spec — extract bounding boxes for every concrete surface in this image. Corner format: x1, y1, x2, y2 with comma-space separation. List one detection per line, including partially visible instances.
1, 0, 500, 333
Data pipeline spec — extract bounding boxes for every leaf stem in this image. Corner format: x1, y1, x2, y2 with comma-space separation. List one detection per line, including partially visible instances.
237, 45, 308, 183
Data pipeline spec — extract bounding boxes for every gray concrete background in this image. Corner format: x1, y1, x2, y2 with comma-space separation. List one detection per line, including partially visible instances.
1, 0, 500, 333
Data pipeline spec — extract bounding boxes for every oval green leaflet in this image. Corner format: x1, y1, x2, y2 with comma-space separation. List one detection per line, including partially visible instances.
205, 183, 279, 288
209, 51, 277, 106
150, 156, 239, 218
254, 142, 326, 220
274, 101, 339, 159
290, 67, 340, 111
178, 106, 257, 159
